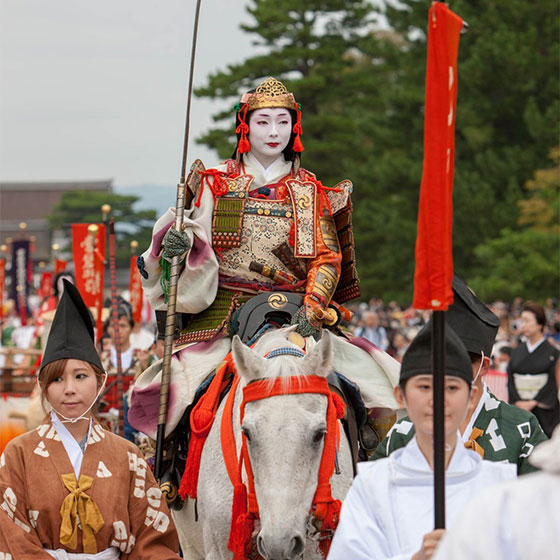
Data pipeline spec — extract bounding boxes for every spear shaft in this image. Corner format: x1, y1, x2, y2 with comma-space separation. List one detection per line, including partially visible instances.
154, 0, 203, 481
108, 220, 125, 437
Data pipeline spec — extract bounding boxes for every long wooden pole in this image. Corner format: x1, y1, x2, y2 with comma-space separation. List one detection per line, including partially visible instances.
432, 310, 446, 528
154, 0, 203, 481
108, 220, 124, 436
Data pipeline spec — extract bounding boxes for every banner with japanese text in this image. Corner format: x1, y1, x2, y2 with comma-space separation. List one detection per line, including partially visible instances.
10, 240, 31, 322
129, 256, 143, 324
72, 224, 106, 340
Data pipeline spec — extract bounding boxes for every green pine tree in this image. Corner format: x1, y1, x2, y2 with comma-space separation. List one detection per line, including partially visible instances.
194, 0, 375, 182
195, 0, 560, 303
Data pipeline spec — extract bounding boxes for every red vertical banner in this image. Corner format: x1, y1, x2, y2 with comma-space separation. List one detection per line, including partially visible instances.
0, 258, 5, 321
72, 224, 106, 340
39, 271, 54, 301
129, 256, 143, 324
55, 259, 68, 274
413, 2, 463, 311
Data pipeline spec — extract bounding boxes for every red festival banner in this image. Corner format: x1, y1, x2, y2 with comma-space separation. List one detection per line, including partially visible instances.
0, 258, 5, 321
413, 2, 463, 311
129, 256, 143, 324
39, 271, 54, 301
55, 259, 68, 274
72, 224, 106, 340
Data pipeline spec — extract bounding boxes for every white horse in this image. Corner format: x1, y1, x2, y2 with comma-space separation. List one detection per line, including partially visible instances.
173, 327, 354, 560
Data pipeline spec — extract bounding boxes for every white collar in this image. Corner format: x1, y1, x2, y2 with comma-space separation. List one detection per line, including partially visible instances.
50, 410, 93, 479
242, 152, 292, 188
526, 337, 546, 353
391, 434, 482, 485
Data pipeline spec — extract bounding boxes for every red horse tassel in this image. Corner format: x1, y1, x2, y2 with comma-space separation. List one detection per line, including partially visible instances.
178, 356, 234, 500
311, 390, 345, 556
228, 478, 256, 560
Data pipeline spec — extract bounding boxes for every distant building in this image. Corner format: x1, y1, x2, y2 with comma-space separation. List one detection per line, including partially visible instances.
0, 180, 112, 262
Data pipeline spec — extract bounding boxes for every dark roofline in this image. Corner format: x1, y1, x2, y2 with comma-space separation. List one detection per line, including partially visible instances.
0, 180, 113, 191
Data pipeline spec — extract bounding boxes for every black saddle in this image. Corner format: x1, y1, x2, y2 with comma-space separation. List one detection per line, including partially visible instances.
231, 292, 304, 343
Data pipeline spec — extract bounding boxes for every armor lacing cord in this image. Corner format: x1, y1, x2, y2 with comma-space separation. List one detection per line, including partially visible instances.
311, 178, 341, 216
193, 168, 229, 208
222, 373, 346, 560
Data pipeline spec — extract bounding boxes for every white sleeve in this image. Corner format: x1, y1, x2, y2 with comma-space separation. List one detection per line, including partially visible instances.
433, 486, 510, 560
327, 474, 410, 560
139, 184, 219, 314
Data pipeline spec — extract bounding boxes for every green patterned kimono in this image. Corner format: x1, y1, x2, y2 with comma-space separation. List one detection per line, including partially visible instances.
371, 385, 548, 474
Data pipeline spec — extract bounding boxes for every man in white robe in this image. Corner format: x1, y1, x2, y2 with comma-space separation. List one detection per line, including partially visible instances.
328, 322, 516, 560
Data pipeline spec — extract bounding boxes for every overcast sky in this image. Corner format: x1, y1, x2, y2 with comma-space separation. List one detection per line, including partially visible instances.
0, 0, 258, 193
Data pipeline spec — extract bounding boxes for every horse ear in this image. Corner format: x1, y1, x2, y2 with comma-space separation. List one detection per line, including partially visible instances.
231, 335, 267, 382
302, 330, 333, 377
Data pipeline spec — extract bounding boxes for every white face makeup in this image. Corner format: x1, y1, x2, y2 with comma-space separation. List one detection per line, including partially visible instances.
248, 107, 292, 168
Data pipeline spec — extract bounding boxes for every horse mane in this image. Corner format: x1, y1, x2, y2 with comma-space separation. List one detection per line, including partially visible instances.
248, 327, 325, 392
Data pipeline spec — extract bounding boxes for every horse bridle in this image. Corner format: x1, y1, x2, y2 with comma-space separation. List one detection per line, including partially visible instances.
221, 345, 346, 558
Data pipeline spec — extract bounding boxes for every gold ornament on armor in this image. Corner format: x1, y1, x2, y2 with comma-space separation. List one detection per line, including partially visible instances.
297, 194, 312, 210
311, 265, 338, 302
242, 77, 298, 111
319, 214, 340, 253
268, 293, 289, 309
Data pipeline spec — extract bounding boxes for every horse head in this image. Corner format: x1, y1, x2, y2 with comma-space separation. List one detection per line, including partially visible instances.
231, 327, 336, 560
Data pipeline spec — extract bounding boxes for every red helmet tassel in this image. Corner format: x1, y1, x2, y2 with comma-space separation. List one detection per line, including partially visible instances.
236, 103, 251, 154
292, 103, 304, 152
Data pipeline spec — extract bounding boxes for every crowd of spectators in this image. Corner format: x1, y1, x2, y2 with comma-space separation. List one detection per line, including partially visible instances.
346, 296, 560, 363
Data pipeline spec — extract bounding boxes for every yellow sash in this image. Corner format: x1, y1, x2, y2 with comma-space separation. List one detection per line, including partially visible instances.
59, 473, 104, 553
464, 427, 485, 459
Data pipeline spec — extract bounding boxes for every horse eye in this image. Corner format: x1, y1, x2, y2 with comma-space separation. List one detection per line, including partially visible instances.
242, 427, 252, 442
312, 430, 326, 443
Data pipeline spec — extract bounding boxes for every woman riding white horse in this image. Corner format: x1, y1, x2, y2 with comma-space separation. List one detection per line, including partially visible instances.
129, 77, 398, 443
128, 77, 401, 557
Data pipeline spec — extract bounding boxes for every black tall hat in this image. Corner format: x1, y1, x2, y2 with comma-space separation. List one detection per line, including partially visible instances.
40, 279, 104, 372
446, 274, 499, 357
400, 321, 472, 385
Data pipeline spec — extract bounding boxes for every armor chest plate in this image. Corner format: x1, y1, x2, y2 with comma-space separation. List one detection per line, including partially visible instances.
218, 195, 298, 285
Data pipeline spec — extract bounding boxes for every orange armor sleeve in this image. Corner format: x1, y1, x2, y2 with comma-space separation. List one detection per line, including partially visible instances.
304, 191, 342, 327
